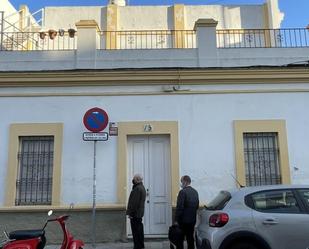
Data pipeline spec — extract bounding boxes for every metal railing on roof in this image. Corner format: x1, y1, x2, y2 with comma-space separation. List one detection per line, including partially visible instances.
30, 8, 45, 28
1, 27, 309, 52
3, 8, 44, 32
216, 28, 309, 48
0, 8, 48, 51
0, 30, 77, 51
98, 30, 196, 50
0, 11, 4, 47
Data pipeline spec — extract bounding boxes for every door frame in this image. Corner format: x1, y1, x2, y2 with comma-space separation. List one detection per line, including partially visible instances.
126, 135, 172, 238
117, 121, 179, 208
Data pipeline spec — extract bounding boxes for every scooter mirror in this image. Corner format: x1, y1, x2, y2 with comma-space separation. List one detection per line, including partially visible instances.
48, 210, 53, 216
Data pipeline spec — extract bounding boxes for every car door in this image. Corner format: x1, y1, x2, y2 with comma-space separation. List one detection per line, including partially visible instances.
295, 188, 309, 249
249, 189, 309, 249
296, 188, 309, 212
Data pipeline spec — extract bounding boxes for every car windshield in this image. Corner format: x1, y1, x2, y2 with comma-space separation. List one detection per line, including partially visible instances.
206, 191, 232, 210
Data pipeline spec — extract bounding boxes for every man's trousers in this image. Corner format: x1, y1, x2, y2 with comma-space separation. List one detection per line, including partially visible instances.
130, 217, 145, 249
178, 223, 195, 249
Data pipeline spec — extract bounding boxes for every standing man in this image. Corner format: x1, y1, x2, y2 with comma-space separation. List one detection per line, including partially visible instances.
126, 174, 146, 249
175, 175, 199, 249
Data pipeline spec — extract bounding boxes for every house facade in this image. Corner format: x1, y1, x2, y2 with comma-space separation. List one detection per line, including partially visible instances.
0, 0, 309, 242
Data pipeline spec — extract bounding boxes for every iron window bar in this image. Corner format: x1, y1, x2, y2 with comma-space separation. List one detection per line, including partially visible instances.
243, 132, 281, 186
15, 136, 54, 206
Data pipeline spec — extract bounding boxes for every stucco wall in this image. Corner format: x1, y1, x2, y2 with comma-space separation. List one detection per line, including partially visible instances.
185, 5, 265, 29
42, 4, 266, 31
44, 7, 103, 30
0, 87, 309, 206
1, 48, 308, 71
118, 6, 172, 30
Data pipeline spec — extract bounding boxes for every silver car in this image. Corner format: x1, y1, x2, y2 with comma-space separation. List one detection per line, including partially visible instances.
195, 185, 309, 249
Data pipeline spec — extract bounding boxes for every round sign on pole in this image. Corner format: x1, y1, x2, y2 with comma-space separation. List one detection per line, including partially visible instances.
83, 107, 109, 132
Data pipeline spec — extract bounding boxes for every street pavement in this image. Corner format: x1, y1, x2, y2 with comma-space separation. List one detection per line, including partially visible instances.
45, 240, 172, 249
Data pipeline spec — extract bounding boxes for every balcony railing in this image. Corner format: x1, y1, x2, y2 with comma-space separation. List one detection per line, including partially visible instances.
217, 28, 309, 48
98, 30, 196, 50
0, 31, 77, 51
1, 27, 309, 52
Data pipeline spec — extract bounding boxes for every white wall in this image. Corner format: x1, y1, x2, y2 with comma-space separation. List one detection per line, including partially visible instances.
0, 0, 17, 15
44, 7, 103, 30
43, 4, 266, 31
1, 48, 308, 71
185, 5, 264, 29
267, 0, 284, 29
119, 6, 172, 30
0, 87, 308, 206
0, 0, 19, 32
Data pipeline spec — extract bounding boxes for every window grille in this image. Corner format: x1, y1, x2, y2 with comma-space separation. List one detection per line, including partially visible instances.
243, 132, 281, 186
16, 136, 54, 205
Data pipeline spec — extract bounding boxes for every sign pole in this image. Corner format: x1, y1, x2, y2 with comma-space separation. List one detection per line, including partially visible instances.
82, 107, 109, 249
92, 140, 97, 248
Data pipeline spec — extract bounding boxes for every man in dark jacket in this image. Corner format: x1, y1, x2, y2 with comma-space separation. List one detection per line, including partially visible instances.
175, 175, 199, 249
126, 174, 146, 249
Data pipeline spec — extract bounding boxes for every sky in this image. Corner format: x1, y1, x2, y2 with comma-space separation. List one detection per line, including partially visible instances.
8, 0, 309, 28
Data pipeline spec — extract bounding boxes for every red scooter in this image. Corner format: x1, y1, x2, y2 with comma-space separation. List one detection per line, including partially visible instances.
0, 211, 84, 249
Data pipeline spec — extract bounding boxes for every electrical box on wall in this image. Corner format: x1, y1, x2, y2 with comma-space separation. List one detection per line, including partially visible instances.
109, 122, 118, 136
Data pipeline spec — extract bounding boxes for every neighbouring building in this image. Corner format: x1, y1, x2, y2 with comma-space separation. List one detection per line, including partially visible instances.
0, 0, 309, 243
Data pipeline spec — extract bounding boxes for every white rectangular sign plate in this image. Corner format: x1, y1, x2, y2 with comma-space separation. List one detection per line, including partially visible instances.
83, 132, 108, 141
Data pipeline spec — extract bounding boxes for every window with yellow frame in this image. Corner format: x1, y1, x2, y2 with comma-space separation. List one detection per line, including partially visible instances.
234, 120, 291, 187
5, 123, 63, 207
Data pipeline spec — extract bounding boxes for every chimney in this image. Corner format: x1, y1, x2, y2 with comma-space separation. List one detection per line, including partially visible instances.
109, 0, 126, 6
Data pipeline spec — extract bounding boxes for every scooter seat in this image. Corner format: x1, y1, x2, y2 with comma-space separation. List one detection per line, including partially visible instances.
9, 229, 45, 240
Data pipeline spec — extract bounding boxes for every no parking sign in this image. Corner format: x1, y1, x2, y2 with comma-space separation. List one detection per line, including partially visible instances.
83, 107, 109, 141
83, 107, 109, 132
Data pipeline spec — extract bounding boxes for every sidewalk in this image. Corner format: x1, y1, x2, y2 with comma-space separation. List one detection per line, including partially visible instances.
45, 240, 171, 249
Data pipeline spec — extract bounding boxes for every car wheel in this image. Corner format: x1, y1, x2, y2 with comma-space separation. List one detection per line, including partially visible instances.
230, 242, 259, 249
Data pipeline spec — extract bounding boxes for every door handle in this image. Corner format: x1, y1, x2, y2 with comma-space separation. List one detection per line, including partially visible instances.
262, 219, 278, 225
146, 189, 149, 203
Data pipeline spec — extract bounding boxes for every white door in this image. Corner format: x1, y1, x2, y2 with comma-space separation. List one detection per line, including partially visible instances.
127, 135, 172, 237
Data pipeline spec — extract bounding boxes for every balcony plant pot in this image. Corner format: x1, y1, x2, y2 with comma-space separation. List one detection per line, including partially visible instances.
48, 29, 57, 40
68, 28, 76, 38
58, 29, 65, 37
39, 32, 46, 39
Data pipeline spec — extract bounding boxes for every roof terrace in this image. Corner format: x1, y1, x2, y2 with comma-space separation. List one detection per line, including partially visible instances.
0, 18, 308, 71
